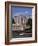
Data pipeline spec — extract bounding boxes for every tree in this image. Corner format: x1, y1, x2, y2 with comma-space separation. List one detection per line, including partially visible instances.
26, 18, 32, 26
25, 18, 32, 33
12, 18, 15, 24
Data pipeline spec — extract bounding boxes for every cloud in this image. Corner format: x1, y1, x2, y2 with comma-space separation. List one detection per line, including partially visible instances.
25, 11, 28, 14
13, 12, 25, 16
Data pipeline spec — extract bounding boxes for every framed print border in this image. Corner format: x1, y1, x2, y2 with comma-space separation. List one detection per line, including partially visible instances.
5, 1, 37, 45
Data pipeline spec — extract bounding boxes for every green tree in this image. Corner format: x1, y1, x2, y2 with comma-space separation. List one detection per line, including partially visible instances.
12, 18, 15, 24
26, 18, 32, 26
26, 18, 32, 32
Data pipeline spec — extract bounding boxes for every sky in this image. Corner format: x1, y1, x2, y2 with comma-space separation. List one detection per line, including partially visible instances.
11, 6, 32, 18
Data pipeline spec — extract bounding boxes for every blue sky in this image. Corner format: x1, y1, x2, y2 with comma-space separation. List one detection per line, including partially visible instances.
11, 6, 32, 17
